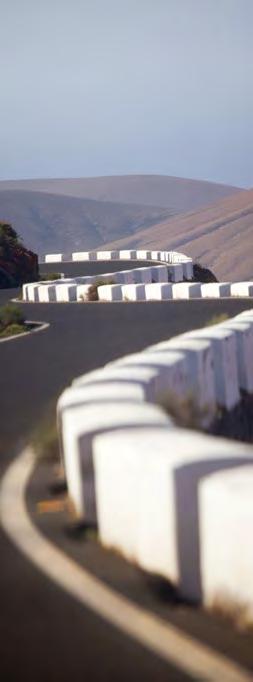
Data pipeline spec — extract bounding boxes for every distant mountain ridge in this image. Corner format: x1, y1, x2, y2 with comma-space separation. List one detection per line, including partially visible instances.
0, 189, 171, 257
0, 174, 248, 280
0, 174, 238, 211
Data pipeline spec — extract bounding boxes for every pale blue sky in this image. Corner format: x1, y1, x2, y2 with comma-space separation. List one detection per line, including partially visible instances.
1, 0, 252, 187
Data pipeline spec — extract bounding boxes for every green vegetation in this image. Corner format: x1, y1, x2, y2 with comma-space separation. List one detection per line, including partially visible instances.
0, 323, 26, 338
0, 303, 26, 338
84, 278, 115, 302
204, 313, 229, 327
39, 272, 62, 281
158, 390, 213, 430
0, 222, 38, 288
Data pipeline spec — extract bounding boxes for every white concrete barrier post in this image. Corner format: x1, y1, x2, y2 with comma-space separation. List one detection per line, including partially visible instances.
62, 403, 170, 519
217, 320, 253, 393
200, 464, 253, 616
145, 283, 173, 301
183, 328, 240, 409
145, 338, 216, 420
121, 284, 146, 301
168, 264, 184, 282
231, 282, 253, 297
111, 350, 188, 400
38, 284, 57, 302
132, 268, 152, 284
182, 259, 194, 280
76, 284, 94, 301
150, 265, 168, 282
136, 250, 152, 260
26, 283, 40, 302
73, 365, 164, 402
55, 284, 77, 302
97, 285, 123, 302
172, 283, 201, 298
151, 251, 162, 261
94, 428, 253, 601
201, 283, 231, 298
72, 252, 88, 261
119, 250, 137, 260
45, 254, 63, 263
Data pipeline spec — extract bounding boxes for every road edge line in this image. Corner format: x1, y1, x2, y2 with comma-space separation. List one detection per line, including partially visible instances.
0, 447, 252, 682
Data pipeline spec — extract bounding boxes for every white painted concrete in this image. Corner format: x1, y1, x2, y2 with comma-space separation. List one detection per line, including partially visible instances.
96, 251, 119, 260
73, 366, 163, 402
145, 283, 173, 301
183, 328, 240, 409
200, 464, 253, 617
57, 382, 147, 458
72, 252, 90, 261
119, 250, 137, 260
122, 284, 146, 301
22, 283, 29, 301
231, 282, 253, 297
2, 450, 249, 682
172, 283, 202, 299
76, 284, 94, 301
167, 264, 184, 282
182, 259, 194, 280
58, 382, 146, 417
136, 250, 152, 260
151, 251, 162, 261
97, 285, 123, 302
62, 402, 170, 518
94, 428, 253, 602
236, 309, 253, 321
201, 283, 231, 298
146, 338, 216, 419
150, 265, 168, 283
217, 320, 253, 393
116, 269, 135, 284
55, 284, 77, 302
26, 283, 40, 302
111, 350, 188, 400
45, 254, 63, 263
38, 284, 57, 302
132, 268, 152, 284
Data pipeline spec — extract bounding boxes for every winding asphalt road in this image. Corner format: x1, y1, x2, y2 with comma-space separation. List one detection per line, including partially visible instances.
1, 261, 253, 681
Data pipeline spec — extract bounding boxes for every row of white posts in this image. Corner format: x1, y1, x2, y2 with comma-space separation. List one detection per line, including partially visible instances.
23, 263, 187, 301
23, 278, 253, 303
45, 248, 192, 264
58, 308, 253, 616
24, 263, 253, 303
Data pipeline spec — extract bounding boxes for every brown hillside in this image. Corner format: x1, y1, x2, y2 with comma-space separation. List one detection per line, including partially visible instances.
0, 190, 170, 257
0, 175, 238, 212
102, 188, 253, 282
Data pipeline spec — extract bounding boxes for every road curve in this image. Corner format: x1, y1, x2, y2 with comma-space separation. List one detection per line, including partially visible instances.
1, 260, 253, 681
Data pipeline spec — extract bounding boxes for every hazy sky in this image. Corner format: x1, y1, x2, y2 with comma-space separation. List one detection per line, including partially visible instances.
1, 0, 253, 187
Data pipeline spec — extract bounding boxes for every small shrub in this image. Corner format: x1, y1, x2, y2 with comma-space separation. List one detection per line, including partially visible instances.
193, 262, 217, 283
87, 283, 100, 302
86, 278, 115, 302
0, 323, 26, 338
204, 313, 229, 327
0, 303, 25, 331
31, 404, 59, 462
158, 390, 213, 430
210, 593, 253, 633
39, 272, 62, 281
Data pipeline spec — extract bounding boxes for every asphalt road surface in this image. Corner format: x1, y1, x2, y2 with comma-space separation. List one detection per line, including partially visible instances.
1, 262, 253, 681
